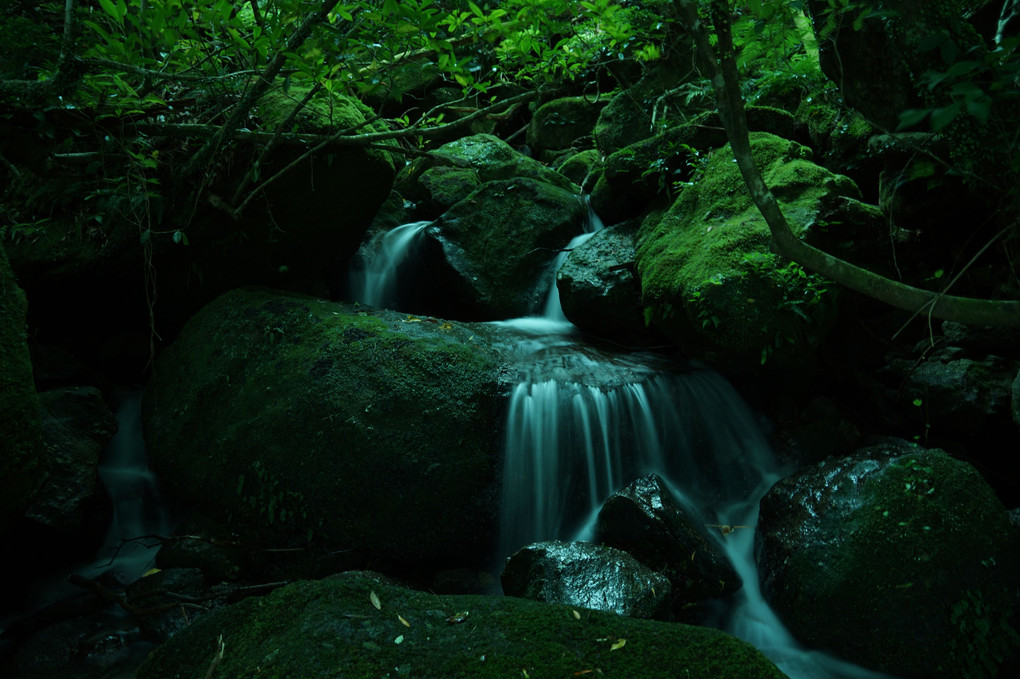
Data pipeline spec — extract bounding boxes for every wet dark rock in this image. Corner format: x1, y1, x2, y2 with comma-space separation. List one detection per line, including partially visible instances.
557, 224, 663, 347
501, 540, 672, 620
27, 387, 116, 536
427, 177, 588, 318
594, 475, 741, 608
879, 346, 1018, 439
138, 571, 787, 679
0, 243, 44, 534
143, 288, 508, 576
758, 440, 1020, 678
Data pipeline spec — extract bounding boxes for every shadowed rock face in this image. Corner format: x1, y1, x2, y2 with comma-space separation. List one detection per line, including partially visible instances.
501, 540, 673, 620
757, 440, 1020, 678
143, 287, 509, 570
138, 571, 789, 679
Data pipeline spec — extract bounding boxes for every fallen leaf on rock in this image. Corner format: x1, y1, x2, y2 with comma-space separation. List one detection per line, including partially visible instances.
370, 591, 381, 610
572, 610, 581, 620
446, 610, 470, 624
398, 614, 410, 627
610, 638, 626, 651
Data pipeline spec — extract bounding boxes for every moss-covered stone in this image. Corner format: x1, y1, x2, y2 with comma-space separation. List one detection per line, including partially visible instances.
418, 165, 481, 213
142, 288, 507, 568
428, 177, 588, 318
0, 243, 44, 533
635, 133, 854, 370
137, 571, 787, 679
526, 96, 607, 155
433, 133, 579, 192
556, 149, 603, 192
758, 442, 1020, 678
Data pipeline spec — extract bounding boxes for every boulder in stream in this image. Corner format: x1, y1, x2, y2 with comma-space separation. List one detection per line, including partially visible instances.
757, 439, 1020, 678
501, 540, 673, 620
594, 474, 741, 608
426, 177, 588, 319
143, 287, 508, 572
136, 571, 787, 679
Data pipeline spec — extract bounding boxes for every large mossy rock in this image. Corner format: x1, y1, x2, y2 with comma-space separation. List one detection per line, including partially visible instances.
426, 177, 588, 319
142, 288, 507, 569
0, 243, 44, 533
526, 96, 607, 156
758, 441, 1020, 678
636, 132, 882, 370
137, 571, 787, 679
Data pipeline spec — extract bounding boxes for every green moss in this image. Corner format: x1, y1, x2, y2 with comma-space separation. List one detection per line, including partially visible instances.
0, 244, 44, 531
635, 133, 840, 368
138, 572, 787, 679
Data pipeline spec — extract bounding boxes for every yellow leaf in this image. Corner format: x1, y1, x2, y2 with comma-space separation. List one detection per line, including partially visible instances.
143, 568, 161, 577
572, 609, 581, 620
398, 614, 410, 627
370, 591, 381, 610
610, 638, 626, 651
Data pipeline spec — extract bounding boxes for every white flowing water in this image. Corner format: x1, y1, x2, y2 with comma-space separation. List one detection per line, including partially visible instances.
352, 206, 898, 679
89, 392, 170, 585
349, 220, 431, 309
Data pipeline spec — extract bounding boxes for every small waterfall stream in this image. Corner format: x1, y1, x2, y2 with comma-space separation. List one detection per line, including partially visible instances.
351, 208, 898, 679
90, 392, 170, 585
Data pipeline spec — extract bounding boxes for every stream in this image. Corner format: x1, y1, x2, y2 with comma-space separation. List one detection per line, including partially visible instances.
351, 206, 900, 679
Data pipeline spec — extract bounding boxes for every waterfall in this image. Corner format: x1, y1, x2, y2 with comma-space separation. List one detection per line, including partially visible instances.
351, 199, 897, 679
349, 220, 430, 308
89, 392, 170, 585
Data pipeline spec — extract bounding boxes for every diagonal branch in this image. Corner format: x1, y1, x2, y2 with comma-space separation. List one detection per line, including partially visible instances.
181, 0, 341, 180
671, 0, 1020, 327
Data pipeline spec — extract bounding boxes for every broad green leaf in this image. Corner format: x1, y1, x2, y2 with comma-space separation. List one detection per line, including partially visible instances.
930, 101, 962, 131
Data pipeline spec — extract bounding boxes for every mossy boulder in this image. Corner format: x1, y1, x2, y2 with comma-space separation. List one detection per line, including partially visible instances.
142, 287, 508, 570
426, 177, 588, 319
526, 96, 607, 155
137, 571, 787, 679
0, 243, 44, 533
556, 149, 603, 192
635, 133, 881, 370
758, 441, 1020, 678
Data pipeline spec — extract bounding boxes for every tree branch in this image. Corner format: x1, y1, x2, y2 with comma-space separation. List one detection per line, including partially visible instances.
671, 0, 1020, 327
181, 0, 341, 180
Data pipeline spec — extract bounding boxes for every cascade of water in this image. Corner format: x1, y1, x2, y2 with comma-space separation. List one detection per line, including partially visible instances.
349, 221, 430, 308
351, 197, 894, 679
89, 392, 170, 585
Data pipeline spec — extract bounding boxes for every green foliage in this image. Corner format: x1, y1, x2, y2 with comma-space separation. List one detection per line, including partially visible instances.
897, 33, 1020, 133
